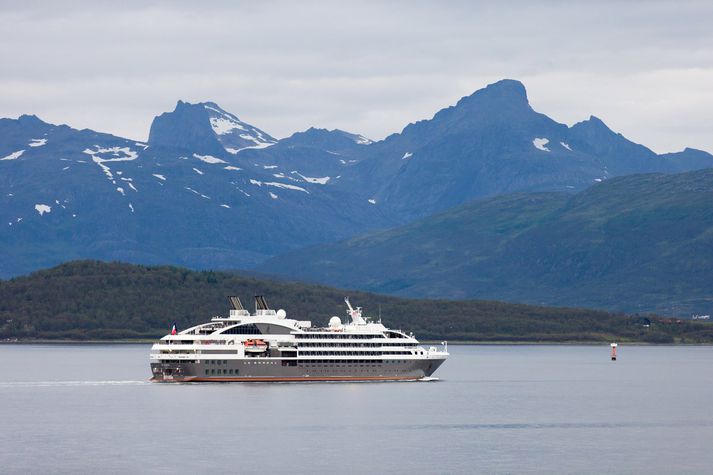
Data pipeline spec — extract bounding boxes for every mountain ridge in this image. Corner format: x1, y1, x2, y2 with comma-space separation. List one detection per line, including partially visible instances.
260, 167, 713, 316
1, 79, 712, 283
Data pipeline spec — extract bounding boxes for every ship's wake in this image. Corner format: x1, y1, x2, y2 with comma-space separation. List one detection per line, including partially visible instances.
0, 380, 149, 388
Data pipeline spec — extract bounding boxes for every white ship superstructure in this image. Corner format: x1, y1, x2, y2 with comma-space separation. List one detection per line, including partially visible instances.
150, 296, 448, 382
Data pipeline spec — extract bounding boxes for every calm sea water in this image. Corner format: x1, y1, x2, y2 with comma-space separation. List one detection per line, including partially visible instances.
1, 344, 712, 474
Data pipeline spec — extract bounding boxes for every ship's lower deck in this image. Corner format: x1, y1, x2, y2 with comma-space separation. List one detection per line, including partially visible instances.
150, 357, 446, 382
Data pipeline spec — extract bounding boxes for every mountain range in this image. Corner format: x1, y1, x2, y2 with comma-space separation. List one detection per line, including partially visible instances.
1, 79, 712, 315
262, 168, 713, 315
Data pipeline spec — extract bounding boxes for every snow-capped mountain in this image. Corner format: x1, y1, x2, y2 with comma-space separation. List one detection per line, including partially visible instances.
335, 79, 713, 220
0, 108, 388, 277
148, 101, 277, 156
1, 80, 712, 278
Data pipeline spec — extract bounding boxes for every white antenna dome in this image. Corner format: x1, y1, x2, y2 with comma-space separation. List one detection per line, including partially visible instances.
276, 309, 287, 319
329, 316, 342, 328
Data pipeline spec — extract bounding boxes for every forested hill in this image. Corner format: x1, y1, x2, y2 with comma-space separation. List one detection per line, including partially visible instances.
1, 261, 711, 343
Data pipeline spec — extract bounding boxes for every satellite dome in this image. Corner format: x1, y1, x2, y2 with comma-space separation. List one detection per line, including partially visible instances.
329, 316, 342, 328
276, 309, 287, 319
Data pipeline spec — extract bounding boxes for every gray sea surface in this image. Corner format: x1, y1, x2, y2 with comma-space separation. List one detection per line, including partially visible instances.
1, 344, 712, 474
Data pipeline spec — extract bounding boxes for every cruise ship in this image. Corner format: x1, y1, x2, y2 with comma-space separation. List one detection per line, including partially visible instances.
150, 296, 448, 382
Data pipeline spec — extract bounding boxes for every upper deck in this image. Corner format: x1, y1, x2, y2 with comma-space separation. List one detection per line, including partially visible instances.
159, 295, 417, 342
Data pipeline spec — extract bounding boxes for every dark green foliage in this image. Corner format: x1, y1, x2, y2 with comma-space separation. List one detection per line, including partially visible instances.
0, 261, 710, 342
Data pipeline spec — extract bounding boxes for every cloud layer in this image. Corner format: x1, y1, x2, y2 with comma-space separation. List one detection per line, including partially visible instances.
1, 0, 712, 152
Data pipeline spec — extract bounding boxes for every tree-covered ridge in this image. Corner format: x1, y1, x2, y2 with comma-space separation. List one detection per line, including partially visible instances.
1, 261, 711, 343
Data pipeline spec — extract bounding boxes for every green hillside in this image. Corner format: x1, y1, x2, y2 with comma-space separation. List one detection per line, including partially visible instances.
261, 169, 713, 315
0, 261, 711, 343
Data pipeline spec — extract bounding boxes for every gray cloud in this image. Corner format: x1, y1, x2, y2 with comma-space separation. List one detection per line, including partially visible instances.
1, 0, 712, 152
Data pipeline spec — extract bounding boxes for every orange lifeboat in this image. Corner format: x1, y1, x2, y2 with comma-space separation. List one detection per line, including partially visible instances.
244, 339, 268, 353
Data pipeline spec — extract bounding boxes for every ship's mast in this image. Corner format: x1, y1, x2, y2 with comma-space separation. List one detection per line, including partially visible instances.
344, 297, 367, 325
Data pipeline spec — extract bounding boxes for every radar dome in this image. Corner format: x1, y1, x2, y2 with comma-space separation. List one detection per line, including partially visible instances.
276, 309, 287, 319
329, 316, 342, 328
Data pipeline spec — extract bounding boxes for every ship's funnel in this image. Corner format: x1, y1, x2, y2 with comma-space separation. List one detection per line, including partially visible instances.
255, 295, 269, 311
228, 296, 244, 311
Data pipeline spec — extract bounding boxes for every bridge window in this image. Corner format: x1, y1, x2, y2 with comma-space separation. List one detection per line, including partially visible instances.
221, 324, 262, 335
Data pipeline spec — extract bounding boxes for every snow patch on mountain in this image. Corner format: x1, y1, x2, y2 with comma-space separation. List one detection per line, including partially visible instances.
226, 142, 276, 154
240, 133, 269, 146
250, 178, 308, 193
193, 153, 226, 164
402, 152, 413, 160
203, 103, 276, 154
266, 182, 309, 193
292, 171, 330, 184
83, 146, 139, 182
234, 186, 250, 197
269, 192, 278, 199
34, 204, 51, 216
152, 174, 166, 181
355, 135, 373, 145
368, 199, 376, 204
1, 150, 25, 161
83, 146, 138, 162
560, 142, 572, 151
533, 138, 550, 152
210, 117, 247, 135
29, 138, 47, 147
192, 168, 204, 175
224, 166, 241, 171
185, 187, 210, 199
220, 204, 231, 208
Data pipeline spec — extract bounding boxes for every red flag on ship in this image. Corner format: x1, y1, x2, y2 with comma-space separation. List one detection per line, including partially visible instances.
171, 323, 177, 335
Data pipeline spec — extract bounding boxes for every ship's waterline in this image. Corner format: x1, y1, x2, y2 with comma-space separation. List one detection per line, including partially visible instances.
150, 296, 448, 382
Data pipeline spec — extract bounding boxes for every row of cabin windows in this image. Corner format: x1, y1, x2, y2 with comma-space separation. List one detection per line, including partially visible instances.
206, 359, 229, 365
298, 360, 409, 365
205, 369, 239, 375
300, 350, 413, 356
297, 342, 416, 348
302, 360, 383, 366
201, 361, 412, 372
295, 334, 386, 339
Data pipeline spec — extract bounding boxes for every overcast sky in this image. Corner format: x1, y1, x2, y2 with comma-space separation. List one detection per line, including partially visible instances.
1, 0, 712, 152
